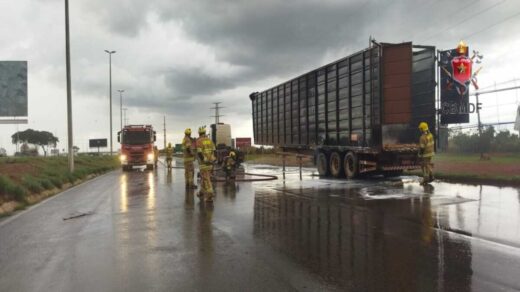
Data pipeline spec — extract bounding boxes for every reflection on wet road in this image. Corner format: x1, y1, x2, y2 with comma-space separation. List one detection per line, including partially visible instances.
0, 159, 519, 291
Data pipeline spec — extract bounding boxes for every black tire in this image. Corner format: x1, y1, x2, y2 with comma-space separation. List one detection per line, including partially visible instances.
316, 152, 330, 177
329, 151, 343, 178
146, 164, 154, 171
344, 152, 358, 179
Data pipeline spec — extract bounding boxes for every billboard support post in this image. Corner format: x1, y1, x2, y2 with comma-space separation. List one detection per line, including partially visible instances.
65, 0, 74, 172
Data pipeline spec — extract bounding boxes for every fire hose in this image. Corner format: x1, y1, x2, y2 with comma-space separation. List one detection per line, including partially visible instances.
159, 159, 278, 181
210, 166, 278, 182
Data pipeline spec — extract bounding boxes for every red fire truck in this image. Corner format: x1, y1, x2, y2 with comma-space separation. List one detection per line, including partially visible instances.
117, 125, 157, 171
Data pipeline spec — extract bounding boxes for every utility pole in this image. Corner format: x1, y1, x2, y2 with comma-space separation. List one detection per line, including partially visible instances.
211, 102, 224, 125
65, 0, 74, 172
163, 115, 166, 150
117, 89, 124, 130
475, 92, 483, 158
104, 50, 116, 156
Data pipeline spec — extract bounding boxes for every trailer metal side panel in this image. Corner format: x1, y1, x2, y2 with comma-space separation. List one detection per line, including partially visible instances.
250, 41, 435, 150
381, 45, 436, 145
382, 43, 412, 124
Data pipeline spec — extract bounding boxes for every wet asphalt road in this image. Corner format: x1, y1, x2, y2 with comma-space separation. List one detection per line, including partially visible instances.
0, 158, 519, 291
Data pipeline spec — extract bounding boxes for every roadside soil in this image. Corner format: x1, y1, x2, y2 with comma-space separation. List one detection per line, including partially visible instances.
246, 153, 520, 185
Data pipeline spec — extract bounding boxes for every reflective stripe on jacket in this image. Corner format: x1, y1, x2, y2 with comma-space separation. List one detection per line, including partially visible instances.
196, 136, 216, 170
182, 136, 195, 162
166, 146, 173, 158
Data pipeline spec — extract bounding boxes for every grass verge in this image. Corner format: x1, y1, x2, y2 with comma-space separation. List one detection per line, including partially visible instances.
0, 155, 119, 215
407, 152, 520, 186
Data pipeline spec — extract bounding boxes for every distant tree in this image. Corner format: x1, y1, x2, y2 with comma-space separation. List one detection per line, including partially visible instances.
493, 130, 520, 152
449, 127, 520, 153
12, 129, 59, 157
450, 126, 494, 153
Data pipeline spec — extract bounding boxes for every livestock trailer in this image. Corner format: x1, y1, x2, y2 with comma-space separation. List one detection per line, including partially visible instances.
249, 41, 436, 178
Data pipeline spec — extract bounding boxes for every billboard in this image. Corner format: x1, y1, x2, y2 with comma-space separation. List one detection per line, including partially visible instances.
89, 138, 107, 148
235, 137, 252, 148
0, 61, 28, 118
438, 41, 482, 125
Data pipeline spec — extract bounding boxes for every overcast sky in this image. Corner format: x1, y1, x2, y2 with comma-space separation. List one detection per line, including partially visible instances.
1, 0, 520, 154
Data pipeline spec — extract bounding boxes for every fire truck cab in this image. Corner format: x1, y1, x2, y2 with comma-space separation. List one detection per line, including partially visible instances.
117, 125, 157, 171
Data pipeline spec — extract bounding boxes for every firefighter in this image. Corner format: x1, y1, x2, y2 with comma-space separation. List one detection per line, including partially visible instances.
418, 122, 435, 185
196, 126, 216, 202
223, 151, 238, 181
182, 128, 197, 189
166, 142, 174, 170
153, 146, 159, 167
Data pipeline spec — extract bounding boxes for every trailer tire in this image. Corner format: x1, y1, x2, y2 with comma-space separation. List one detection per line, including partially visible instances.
316, 152, 330, 177
329, 152, 343, 178
344, 152, 358, 179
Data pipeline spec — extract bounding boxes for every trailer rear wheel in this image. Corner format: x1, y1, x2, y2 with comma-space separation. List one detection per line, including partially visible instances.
344, 152, 358, 179
316, 152, 330, 177
329, 152, 343, 178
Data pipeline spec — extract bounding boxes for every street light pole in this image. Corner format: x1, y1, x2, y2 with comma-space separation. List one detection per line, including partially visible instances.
123, 108, 128, 126
117, 89, 124, 130
65, 0, 74, 172
104, 50, 116, 156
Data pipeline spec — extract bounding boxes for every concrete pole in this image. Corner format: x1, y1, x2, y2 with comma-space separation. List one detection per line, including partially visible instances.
118, 89, 124, 130
105, 50, 116, 156
163, 115, 166, 149
65, 0, 74, 172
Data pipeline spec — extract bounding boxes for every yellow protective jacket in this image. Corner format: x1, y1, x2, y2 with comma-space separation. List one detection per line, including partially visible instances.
196, 136, 216, 170
166, 146, 173, 159
419, 131, 435, 158
182, 136, 195, 162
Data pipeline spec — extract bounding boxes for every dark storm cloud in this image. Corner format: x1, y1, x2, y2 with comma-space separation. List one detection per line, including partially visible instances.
163, 69, 234, 97
81, 0, 152, 37
156, 0, 376, 76
81, 0, 520, 106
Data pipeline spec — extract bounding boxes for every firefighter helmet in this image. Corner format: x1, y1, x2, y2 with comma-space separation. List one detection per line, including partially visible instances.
168, 142, 172, 148
418, 122, 429, 132
229, 151, 236, 157
198, 126, 206, 135
184, 128, 192, 135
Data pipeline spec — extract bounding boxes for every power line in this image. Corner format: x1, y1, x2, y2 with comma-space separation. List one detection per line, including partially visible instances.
464, 8, 520, 40
420, 0, 507, 42
449, 121, 515, 130
477, 78, 520, 91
